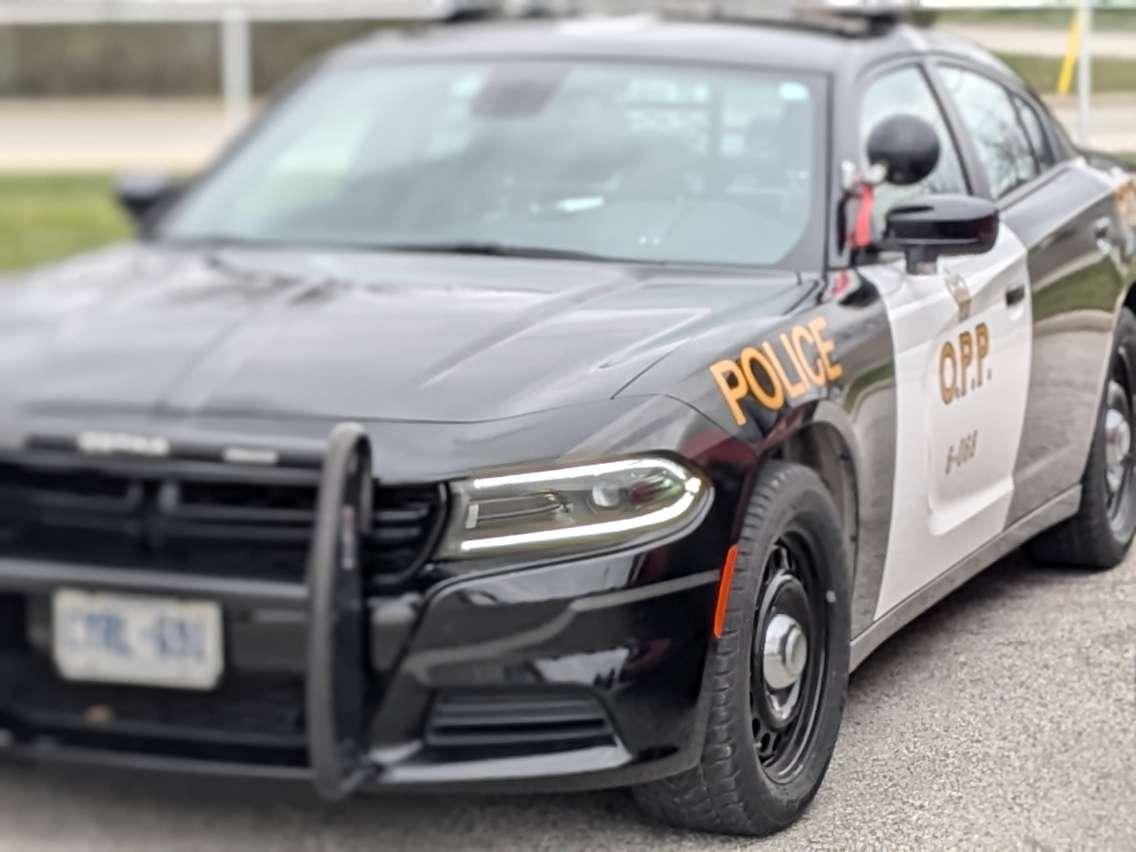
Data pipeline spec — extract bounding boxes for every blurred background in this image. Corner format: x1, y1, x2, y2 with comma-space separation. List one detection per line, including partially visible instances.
0, 0, 1133, 273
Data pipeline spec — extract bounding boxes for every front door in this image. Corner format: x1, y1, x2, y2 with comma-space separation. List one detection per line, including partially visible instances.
865, 224, 1033, 616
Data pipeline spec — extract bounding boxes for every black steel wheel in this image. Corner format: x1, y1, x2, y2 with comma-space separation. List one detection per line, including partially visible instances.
1103, 359, 1136, 538
1030, 307, 1136, 568
750, 536, 828, 783
633, 461, 850, 837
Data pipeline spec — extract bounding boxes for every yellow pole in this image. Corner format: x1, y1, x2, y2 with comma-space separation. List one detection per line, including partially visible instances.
1058, 10, 1082, 96
1078, 0, 1094, 143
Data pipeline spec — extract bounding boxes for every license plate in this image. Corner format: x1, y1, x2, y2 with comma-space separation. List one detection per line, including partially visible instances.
52, 589, 223, 691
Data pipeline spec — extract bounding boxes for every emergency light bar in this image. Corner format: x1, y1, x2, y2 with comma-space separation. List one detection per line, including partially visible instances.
508, 1, 922, 30
544, 0, 913, 31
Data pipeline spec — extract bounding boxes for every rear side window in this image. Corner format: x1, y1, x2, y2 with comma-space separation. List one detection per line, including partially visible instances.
860, 66, 968, 228
1013, 95, 1057, 172
939, 66, 1038, 198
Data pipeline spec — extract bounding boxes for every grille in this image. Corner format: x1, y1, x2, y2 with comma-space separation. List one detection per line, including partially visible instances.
425, 690, 615, 752
0, 452, 445, 585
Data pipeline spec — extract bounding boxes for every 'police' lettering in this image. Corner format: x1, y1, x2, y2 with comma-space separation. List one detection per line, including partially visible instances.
710, 320, 844, 426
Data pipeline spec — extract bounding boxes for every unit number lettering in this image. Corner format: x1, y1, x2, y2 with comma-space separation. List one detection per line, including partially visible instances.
946, 430, 979, 475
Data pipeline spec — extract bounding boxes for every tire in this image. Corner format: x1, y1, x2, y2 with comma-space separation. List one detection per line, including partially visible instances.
633, 461, 851, 837
1029, 307, 1136, 569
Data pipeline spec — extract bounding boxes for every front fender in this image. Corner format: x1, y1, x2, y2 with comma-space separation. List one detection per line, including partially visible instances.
622, 275, 899, 637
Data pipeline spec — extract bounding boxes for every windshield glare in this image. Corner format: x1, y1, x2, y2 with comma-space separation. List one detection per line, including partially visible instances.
161, 60, 824, 268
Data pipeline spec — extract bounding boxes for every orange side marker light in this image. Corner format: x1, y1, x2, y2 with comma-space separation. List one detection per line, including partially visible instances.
712, 544, 739, 639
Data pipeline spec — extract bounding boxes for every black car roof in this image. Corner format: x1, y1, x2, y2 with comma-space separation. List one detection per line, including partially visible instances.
918, 27, 1019, 80
329, 16, 964, 76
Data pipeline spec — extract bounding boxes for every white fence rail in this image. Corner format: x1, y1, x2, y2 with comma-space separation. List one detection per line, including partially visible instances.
0, 1, 491, 24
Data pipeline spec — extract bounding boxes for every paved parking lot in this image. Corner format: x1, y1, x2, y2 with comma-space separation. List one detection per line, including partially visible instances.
0, 548, 1132, 851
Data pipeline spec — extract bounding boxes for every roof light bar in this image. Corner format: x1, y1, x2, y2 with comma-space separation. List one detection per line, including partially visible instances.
510, 0, 919, 29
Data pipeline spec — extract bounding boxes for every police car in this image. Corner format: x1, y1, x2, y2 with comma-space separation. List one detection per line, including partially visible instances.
0, 7, 1133, 839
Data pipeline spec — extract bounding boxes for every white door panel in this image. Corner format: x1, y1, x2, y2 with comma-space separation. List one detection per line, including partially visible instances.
864, 225, 1033, 618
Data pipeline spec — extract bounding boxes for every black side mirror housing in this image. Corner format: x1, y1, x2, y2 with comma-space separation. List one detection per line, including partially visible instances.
115, 173, 179, 232
884, 194, 1000, 273
866, 114, 941, 186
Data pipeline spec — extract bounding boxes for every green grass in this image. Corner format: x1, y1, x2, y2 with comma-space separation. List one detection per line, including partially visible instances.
998, 52, 1136, 95
0, 175, 131, 272
937, 9, 1136, 30
1033, 261, 1124, 323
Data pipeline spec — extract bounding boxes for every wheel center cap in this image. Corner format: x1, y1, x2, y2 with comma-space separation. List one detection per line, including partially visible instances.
763, 613, 808, 691
1106, 408, 1132, 464
1105, 406, 1133, 496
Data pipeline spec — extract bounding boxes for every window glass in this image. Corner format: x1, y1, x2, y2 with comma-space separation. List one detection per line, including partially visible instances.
161, 61, 825, 269
860, 66, 967, 229
939, 66, 1038, 198
1013, 95, 1057, 171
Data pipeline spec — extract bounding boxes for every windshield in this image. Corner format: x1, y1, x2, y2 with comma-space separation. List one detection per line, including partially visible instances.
161, 60, 825, 268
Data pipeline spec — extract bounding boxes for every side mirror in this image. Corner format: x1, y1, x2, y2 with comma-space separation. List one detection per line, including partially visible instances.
115, 173, 179, 231
884, 194, 999, 273
866, 114, 941, 186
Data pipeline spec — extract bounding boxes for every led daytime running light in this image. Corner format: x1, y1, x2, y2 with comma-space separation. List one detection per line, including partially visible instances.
459, 477, 702, 554
441, 455, 711, 562
470, 456, 693, 491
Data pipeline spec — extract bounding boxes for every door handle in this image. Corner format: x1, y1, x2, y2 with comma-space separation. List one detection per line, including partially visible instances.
1005, 284, 1027, 307
1094, 216, 1113, 253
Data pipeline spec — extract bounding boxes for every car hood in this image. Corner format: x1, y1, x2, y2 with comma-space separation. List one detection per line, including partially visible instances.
0, 243, 803, 423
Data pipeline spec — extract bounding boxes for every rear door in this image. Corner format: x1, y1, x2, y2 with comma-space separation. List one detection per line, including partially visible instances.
856, 64, 1034, 617
936, 67, 1131, 526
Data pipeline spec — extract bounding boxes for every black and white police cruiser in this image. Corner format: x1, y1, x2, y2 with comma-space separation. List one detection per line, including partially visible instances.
0, 1, 1133, 837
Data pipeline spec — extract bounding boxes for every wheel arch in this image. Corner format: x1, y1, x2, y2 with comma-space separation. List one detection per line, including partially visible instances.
1122, 281, 1136, 318
756, 403, 862, 585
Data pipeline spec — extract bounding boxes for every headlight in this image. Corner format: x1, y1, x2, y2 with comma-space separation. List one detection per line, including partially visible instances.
437, 455, 712, 561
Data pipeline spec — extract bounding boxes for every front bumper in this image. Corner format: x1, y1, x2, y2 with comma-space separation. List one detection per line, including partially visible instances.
0, 426, 732, 795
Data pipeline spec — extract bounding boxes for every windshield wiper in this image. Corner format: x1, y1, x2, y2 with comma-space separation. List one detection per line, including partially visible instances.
374, 241, 619, 262
163, 235, 626, 263
161, 234, 284, 250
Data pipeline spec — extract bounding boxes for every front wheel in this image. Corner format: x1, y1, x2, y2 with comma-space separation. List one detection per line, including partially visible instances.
633, 461, 850, 837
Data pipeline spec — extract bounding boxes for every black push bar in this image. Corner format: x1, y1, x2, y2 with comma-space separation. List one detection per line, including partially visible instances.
306, 423, 377, 800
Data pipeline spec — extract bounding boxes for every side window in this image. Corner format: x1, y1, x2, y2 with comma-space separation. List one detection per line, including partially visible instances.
939, 66, 1038, 198
860, 66, 967, 227
1013, 94, 1057, 172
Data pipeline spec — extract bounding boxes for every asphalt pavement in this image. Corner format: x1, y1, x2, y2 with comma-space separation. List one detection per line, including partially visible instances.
0, 547, 1132, 851
0, 99, 235, 174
